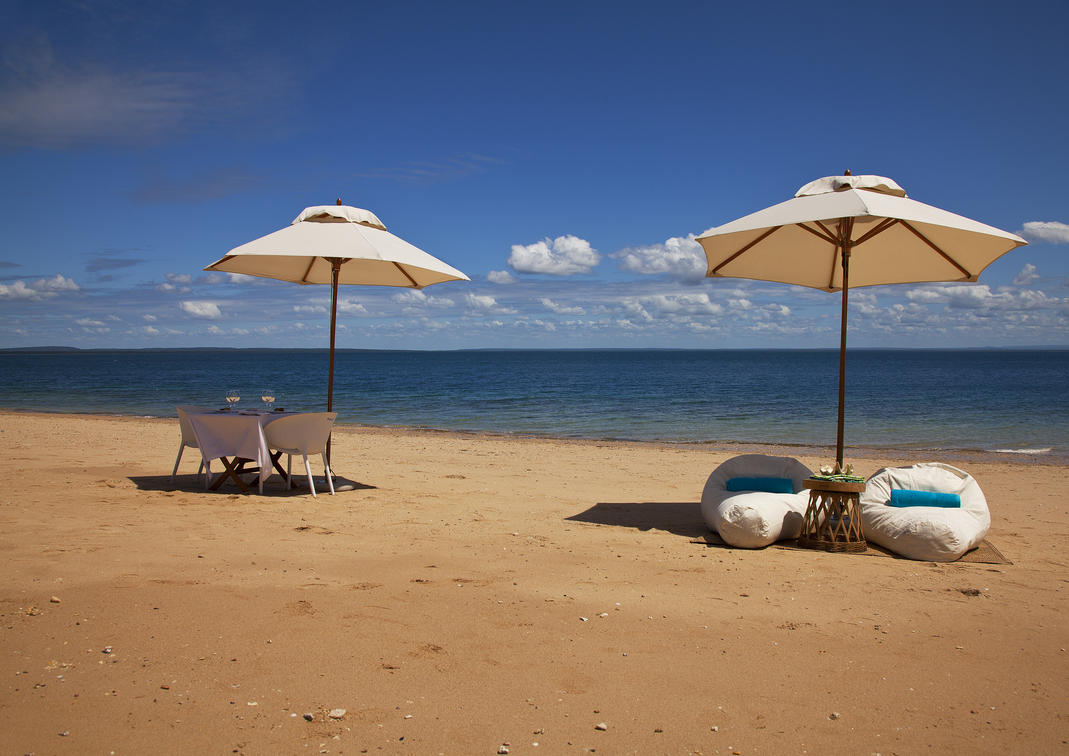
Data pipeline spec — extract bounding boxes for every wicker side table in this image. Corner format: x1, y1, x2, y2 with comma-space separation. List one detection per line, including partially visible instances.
797, 478, 867, 553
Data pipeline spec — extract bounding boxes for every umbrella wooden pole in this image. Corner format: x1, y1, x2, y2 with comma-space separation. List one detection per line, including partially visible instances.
328, 261, 340, 413
326, 258, 341, 468
836, 221, 854, 470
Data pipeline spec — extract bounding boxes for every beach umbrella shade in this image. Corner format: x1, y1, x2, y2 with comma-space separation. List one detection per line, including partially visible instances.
696, 173, 1027, 468
203, 201, 469, 414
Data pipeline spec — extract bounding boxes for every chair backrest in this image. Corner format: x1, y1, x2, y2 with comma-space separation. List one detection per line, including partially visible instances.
263, 412, 337, 455
176, 406, 216, 446
704, 453, 813, 494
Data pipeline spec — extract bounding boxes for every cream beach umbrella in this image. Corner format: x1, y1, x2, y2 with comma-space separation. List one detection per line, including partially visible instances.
204, 201, 469, 413
696, 173, 1026, 468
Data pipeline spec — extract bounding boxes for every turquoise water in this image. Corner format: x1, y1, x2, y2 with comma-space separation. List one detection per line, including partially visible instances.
1, 349, 1067, 461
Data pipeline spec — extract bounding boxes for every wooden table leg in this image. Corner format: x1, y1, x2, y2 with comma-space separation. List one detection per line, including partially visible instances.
269, 451, 290, 484
209, 456, 253, 493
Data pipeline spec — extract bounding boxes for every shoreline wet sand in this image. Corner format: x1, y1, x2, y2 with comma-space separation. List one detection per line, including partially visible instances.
2, 411, 1067, 754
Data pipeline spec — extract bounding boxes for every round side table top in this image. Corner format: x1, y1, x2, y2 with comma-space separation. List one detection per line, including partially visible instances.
803, 477, 866, 493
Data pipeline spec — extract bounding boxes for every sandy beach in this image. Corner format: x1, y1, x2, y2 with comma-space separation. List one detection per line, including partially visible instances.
1, 411, 1067, 755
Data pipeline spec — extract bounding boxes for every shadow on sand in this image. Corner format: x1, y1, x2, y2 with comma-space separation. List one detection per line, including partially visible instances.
566, 501, 708, 539
129, 474, 376, 496
567, 502, 1011, 564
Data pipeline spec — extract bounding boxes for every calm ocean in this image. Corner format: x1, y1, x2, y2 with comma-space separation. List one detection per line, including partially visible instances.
2, 349, 1067, 462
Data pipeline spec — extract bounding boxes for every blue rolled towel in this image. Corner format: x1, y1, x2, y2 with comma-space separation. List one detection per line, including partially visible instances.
888, 489, 962, 508
725, 476, 794, 494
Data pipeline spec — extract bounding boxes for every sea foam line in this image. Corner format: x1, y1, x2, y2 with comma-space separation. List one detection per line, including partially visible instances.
991, 447, 1053, 455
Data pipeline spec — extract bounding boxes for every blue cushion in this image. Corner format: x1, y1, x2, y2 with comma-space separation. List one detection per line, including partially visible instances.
888, 489, 962, 508
725, 476, 794, 494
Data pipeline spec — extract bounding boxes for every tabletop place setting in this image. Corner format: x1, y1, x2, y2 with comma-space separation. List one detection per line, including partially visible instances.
219, 387, 284, 414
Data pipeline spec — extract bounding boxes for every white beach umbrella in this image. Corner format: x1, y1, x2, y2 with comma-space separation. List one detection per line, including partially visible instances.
204, 201, 470, 413
696, 173, 1027, 468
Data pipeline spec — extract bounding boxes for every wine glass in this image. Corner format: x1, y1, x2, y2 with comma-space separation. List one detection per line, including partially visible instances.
261, 389, 275, 412
225, 388, 240, 409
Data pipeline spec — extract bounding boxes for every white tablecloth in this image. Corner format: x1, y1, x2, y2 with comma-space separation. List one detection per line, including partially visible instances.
188, 411, 291, 484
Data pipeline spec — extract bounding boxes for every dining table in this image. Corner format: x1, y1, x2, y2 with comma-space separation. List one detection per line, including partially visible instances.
185, 409, 299, 493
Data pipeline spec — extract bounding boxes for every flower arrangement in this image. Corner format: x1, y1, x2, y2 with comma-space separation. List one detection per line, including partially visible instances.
811, 462, 866, 484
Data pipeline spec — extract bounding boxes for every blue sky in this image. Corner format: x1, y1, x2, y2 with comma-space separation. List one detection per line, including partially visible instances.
1, 0, 1067, 350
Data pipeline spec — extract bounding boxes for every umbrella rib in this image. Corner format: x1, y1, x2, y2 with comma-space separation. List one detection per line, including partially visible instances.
853, 217, 899, 246
898, 221, 973, 278
392, 261, 421, 288
796, 221, 839, 246
711, 226, 783, 275
300, 257, 317, 284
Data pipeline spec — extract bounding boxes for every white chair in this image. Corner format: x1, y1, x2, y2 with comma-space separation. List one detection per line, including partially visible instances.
263, 412, 337, 497
700, 454, 813, 548
172, 406, 215, 486
860, 463, 990, 561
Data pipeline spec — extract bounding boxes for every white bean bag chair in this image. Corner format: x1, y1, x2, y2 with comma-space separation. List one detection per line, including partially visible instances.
860, 463, 990, 562
700, 454, 813, 548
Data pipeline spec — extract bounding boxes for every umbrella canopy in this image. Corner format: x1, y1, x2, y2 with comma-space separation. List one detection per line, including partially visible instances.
204, 202, 469, 414
696, 173, 1027, 467
205, 204, 469, 289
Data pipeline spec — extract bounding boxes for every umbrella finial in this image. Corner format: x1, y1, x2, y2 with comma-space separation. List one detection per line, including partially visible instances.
336, 198, 342, 205
843, 169, 851, 176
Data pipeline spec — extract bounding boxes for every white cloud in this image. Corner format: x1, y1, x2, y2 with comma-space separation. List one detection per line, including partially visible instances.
851, 291, 881, 317
487, 270, 517, 284
394, 290, 427, 305
906, 284, 1012, 309
156, 281, 193, 292
613, 234, 707, 281
515, 318, 558, 332
1020, 221, 1069, 244
38, 274, 79, 292
142, 314, 157, 322
760, 304, 791, 318
293, 304, 328, 314
0, 281, 42, 300
142, 326, 160, 335
159, 273, 195, 290
75, 317, 106, 326
392, 290, 455, 308
627, 293, 723, 317
465, 292, 517, 315
466, 293, 497, 310
905, 284, 1063, 312
508, 235, 600, 275
0, 274, 80, 300
204, 272, 255, 285
337, 298, 368, 315
540, 298, 585, 315
622, 301, 653, 322
180, 300, 222, 319
1013, 263, 1039, 286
